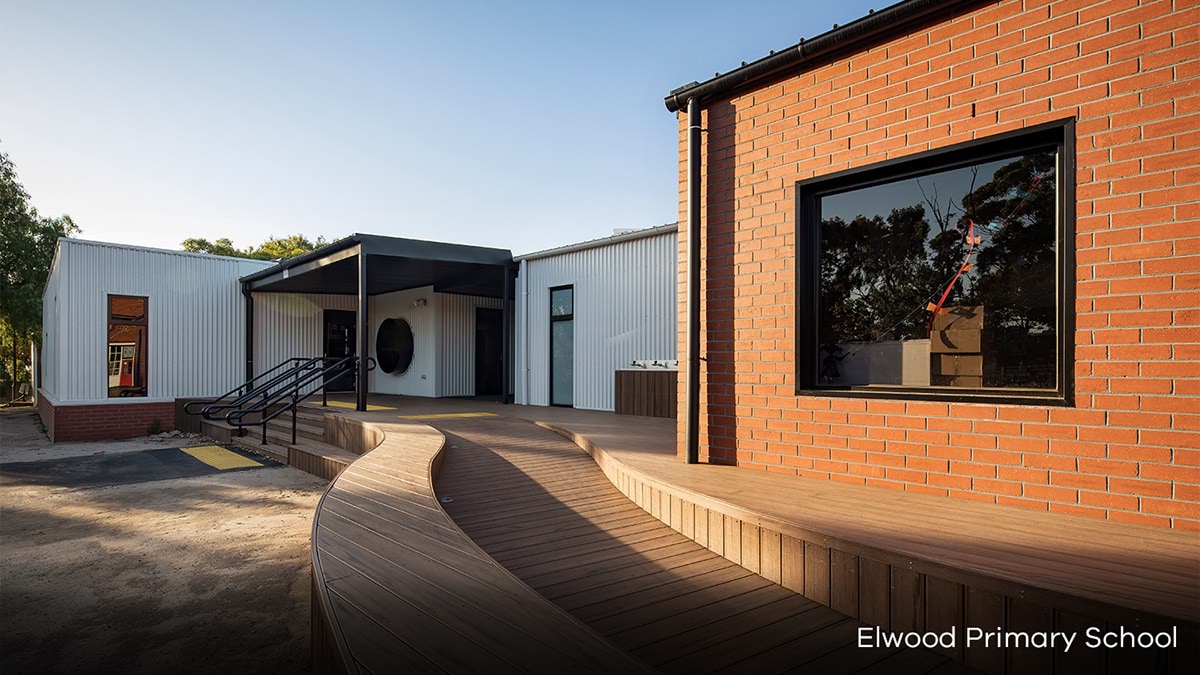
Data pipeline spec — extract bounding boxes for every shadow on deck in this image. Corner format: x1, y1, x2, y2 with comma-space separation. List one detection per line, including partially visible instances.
308, 395, 1199, 675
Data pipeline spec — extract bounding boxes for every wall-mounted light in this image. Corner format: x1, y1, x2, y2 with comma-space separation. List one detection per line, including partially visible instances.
413, 298, 427, 307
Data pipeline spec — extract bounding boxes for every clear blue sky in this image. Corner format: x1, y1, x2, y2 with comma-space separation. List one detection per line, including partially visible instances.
2, 0, 885, 255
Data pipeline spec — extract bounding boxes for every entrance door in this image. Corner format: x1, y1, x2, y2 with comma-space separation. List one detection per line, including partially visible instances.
475, 308, 503, 397
549, 286, 574, 407
323, 310, 356, 392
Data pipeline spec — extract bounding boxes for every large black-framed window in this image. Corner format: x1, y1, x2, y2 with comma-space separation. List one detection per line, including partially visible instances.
796, 119, 1075, 405
549, 285, 574, 407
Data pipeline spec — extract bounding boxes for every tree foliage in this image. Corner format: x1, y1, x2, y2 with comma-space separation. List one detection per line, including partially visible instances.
1, 150, 79, 396
181, 233, 328, 261
1, 151, 79, 342
819, 151, 1057, 388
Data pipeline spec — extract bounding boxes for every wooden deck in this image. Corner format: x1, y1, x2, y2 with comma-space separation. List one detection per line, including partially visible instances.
309, 415, 653, 674
432, 416, 972, 674
310, 395, 1199, 675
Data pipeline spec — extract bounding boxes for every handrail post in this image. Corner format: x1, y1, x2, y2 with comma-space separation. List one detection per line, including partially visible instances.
292, 391, 298, 446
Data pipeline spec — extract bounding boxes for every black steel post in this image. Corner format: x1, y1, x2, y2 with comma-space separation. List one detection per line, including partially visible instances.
242, 284, 254, 383
501, 264, 514, 404
685, 97, 702, 465
356, 246, 369, 412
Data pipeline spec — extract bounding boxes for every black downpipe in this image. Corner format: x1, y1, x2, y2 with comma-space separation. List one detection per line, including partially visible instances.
356, 247, 369, 412
242, 284, 254, 383
685, 98, 701, 465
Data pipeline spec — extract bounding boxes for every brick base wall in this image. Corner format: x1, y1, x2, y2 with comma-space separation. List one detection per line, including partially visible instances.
38, 394, 176, 442
676, 0, 1199, 529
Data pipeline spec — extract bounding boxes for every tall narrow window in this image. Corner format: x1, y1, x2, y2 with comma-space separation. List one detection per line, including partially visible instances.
108, 295, 148, 398
797, 120, 1073, 404
549, 286, 574, 407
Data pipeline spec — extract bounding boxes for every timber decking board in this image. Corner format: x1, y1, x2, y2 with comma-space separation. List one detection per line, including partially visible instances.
432, 417, 962, 675
311, 416, 654, 675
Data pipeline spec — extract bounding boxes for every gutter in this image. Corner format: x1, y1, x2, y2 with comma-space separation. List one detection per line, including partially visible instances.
516, 223, 678, 262
664, 0, 971, 112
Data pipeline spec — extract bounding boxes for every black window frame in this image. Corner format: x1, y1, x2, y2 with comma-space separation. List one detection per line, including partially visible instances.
548, 284, 574, 407
107, 293, 149, 398
795, 118, 1075, 406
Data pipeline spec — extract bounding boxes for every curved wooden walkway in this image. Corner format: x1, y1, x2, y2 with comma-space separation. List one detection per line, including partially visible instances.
309, 416, 652, 674
431, 416, 974, 675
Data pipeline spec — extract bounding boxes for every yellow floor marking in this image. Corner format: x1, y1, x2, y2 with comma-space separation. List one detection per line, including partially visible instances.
182, 445, 262, 470
322, 401, 396, 411
398, 412, 499, 420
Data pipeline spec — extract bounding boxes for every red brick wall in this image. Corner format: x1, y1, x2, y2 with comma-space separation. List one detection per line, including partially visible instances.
677, 0, 1199, 529
38, 393, 176, 442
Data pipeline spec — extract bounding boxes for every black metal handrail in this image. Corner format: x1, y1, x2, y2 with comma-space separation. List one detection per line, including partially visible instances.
225, 356, 376, 446
197, 356, 327, 421
183, 357, 314, 416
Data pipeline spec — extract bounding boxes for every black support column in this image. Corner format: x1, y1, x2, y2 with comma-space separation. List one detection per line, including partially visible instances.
243, 284, 254, 383
356, 246, 369, 412
501, 264, 514, 404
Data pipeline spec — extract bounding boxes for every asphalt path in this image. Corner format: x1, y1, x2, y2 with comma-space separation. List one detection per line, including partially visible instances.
0, 444, 281, 490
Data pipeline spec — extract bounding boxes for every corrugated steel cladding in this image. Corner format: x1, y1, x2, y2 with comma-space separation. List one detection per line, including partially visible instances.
252, 287, 501, 398
39, 239, 271, 403
515, 230, 678, 411
42, 229, 678, 411
438, 293, 503, 397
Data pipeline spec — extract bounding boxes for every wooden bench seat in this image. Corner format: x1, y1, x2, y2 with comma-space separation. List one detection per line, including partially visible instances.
309, 415, 653, 675
530, 413, 1200, 675
305, 396, 1199, 674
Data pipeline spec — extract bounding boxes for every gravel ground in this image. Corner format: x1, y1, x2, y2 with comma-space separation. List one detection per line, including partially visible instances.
0, 408, 328, 674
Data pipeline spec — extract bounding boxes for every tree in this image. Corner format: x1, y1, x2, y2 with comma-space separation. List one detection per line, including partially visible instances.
181, 233, 328, 261
0, 150, 80, 399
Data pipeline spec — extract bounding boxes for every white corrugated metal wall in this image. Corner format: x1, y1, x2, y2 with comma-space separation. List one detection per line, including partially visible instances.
42, 239, 270, 403
515, 229, 677, 411
438, 293, 504, 397
369, 287, 438, 397
39, 248, 63, 400
253, 286, 499, 398
251, 292, 357, 395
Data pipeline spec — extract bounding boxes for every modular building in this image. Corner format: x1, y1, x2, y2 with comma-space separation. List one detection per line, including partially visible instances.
666, 0, 1198, 529
36, 226, 677, 441
37, 239, 272, 441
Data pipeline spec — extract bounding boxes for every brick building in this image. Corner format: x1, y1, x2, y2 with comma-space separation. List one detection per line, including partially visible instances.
668, 0, 1198, 529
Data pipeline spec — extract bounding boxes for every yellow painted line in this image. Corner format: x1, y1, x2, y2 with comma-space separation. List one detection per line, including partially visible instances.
398, 412, 499, 420
182, 445, 262, 470
323, 401, 396, 411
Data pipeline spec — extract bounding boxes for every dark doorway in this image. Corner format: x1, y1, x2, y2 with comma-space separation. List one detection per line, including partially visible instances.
475, 308, 503, 397
323, 309, 356, 392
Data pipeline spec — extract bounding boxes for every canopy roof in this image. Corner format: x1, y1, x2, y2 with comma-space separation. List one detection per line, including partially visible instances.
240, 233, 514, 297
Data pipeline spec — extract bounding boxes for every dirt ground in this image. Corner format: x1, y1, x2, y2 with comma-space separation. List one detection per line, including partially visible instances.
0, 408, 328, 674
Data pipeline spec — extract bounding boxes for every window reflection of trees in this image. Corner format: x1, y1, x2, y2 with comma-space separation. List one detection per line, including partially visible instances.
819, 151, 1057, 389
